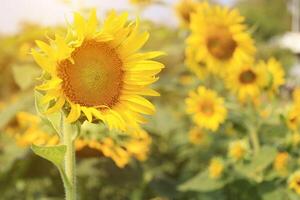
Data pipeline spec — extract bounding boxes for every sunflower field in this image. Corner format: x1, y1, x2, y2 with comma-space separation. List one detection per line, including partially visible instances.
1, 0, 300, 199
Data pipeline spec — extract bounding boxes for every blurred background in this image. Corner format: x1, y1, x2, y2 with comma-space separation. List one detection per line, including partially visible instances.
1, 0, 300, 200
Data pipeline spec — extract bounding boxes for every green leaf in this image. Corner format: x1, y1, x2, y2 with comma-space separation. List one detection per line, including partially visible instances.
35, 91, 62, 136
235, 146, 277, 181
31, 144, 66, 168
178, 170, 228, 192
12, 65, 41, 90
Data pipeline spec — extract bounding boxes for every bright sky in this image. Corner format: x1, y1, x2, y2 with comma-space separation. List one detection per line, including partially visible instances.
0, 0, 234, 35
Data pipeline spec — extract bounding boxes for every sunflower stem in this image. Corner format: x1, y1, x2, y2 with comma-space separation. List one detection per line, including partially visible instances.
62, 118, 77, 200
249, 128, 260, 155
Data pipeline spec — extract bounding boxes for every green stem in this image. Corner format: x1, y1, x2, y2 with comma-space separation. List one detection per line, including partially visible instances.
249, 128, 260, 155
62, 120, 77, 200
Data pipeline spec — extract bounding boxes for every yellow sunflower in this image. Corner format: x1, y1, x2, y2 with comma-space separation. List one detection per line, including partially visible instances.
186, 86, 227, 132
256, 58, 285, 92
175, 0, 198, 27
188, 127, 206, 145
273, 152, 289, 175
208, 157, 224, 179
225, 62, 266, 102
187, 2, 255, 76
32, 10, 164, 131
228, 139, 249, 161
287, 104, 300, 131
289, 170, 300, 194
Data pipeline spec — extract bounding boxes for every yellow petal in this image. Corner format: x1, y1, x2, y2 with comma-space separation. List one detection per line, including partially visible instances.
31, 49, 55, 74
126, 51, 166, 62
45, 96, 65, 114
86, 9, 98, 37
36, 78, 62, 91
41, 90, 61, 104
121, 95, 155, 114
66, 103, 81, 123
81, 107, 93, 122
35, 40, 54, 58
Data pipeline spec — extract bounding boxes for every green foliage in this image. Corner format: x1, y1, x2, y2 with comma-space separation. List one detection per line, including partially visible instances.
178, 170, 229, 192
31, 144, 66, 169
12, 65, 41, 91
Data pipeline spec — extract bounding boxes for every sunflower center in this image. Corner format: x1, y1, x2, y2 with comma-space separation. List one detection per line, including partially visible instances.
58, 40, 123, 108
200, 101, 214, 116
239, 70, 256, 84
297, 179, 300, 186
206, 26, 237, 60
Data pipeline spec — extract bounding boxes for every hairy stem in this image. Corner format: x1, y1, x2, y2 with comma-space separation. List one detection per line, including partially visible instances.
63, 120, 76, 200
249, 128, 260, 155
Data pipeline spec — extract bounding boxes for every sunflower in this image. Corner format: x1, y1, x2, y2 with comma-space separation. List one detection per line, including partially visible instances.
225, 62, 266, 102
256, 58, 285, 92
273, 152, 289, 175
32, 10, 164, 131
186, 86, 227, 132
188, 127, 206, 145
175, 0, 198, 27
187, 2, 255, 76
208, 157, 224, 179
289, 171, 300, 194
287, 104, 300, 131
228, 139, 249, 161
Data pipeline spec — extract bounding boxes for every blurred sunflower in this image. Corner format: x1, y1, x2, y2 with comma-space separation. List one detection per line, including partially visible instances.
287, 106, 300, 131
186, 86, 227, 132
293, 87, 300, 102
186, 2, 255, 76
188, 127, 205, 145
257, 58, 285, 93
175, 0, 198, 27
129, 0, 153, 5
227, 139, 249, 161
32, 10, 164, 131
273, 152, 289, 175
208, 157, 224, 179
289, 171, 300, 194
6, 112, 151, 168
225, 63, 266, 102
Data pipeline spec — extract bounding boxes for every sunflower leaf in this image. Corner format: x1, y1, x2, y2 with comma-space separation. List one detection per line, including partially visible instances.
31, 144, 66, 168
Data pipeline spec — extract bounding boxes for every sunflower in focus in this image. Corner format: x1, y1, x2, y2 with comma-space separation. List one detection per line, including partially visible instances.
175, 0, 198, 27
289, 171, 300, 194
187, 2, 255, 76
225, 63, 266, 102
32, 10, 164, 131
256, 58, 285, 93
186, 86, 227, 132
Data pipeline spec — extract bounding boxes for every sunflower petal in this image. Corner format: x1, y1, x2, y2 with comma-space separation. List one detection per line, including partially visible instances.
66, 103, 81, 123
